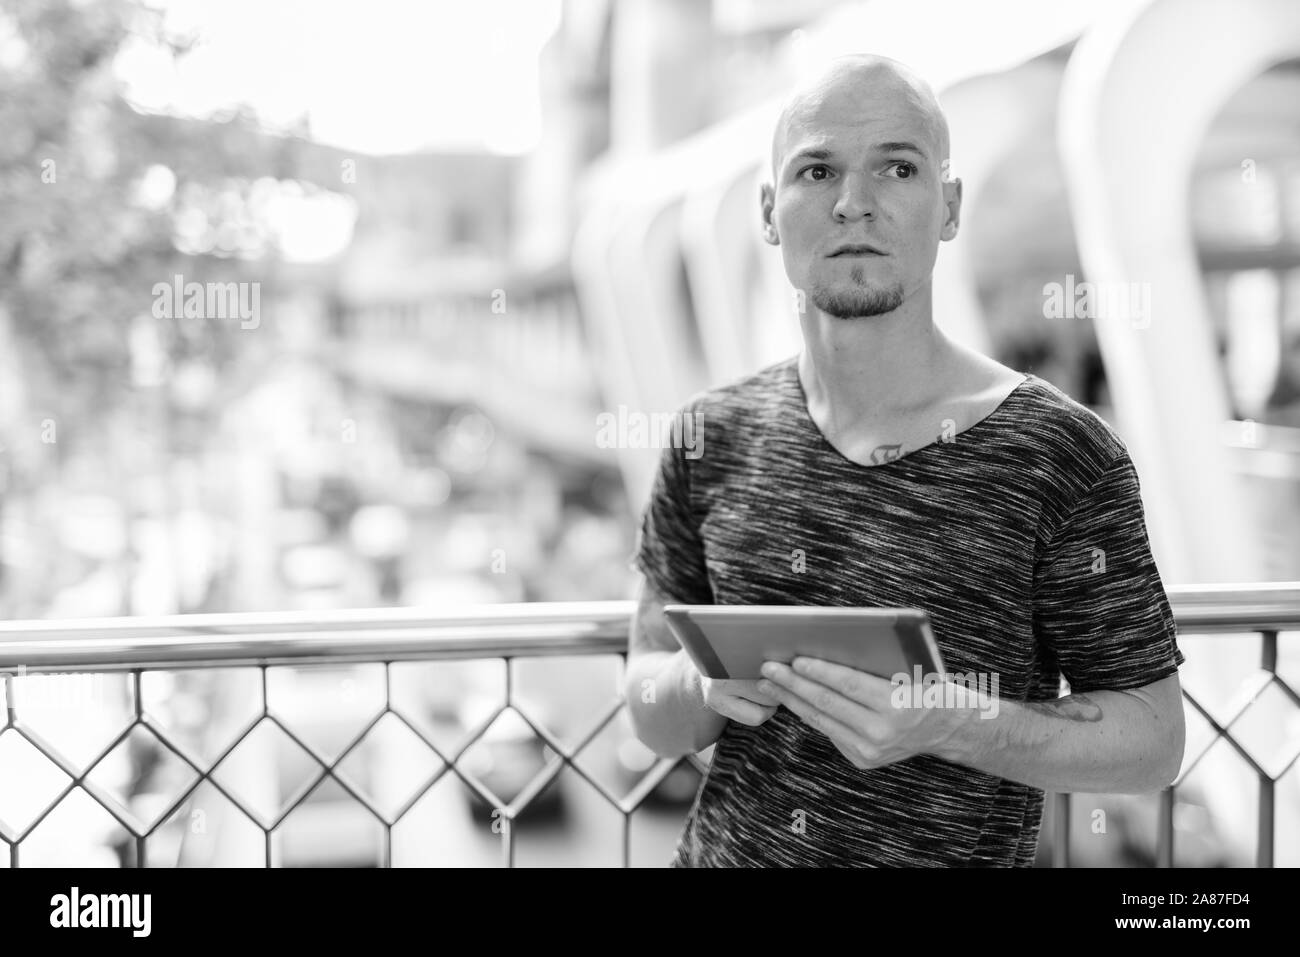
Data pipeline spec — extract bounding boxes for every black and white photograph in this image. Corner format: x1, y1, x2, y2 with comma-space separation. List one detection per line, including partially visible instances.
0, 0, 1296, 924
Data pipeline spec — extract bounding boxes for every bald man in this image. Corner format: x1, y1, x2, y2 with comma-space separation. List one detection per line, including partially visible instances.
625, 55, 1185, 867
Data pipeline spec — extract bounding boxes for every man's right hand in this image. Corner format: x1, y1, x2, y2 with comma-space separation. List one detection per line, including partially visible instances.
697, 672, 781, 727
626, 577, 782, 756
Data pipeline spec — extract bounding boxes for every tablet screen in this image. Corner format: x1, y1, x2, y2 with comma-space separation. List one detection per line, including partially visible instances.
662, 605, 943, 681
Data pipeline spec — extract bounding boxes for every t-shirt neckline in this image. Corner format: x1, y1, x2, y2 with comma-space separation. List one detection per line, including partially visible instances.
787, 358, 1035, 471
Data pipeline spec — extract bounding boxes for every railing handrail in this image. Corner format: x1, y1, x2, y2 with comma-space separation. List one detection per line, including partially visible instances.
0, 602, 634, 671
1164, 581, 1300, 630
0, 583, 1296, 672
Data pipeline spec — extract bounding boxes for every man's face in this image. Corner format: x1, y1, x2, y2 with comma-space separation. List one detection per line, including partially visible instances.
762, 77, 960, 319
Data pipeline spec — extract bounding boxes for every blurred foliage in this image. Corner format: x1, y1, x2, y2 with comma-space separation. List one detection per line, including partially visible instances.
0, 0, 312, 458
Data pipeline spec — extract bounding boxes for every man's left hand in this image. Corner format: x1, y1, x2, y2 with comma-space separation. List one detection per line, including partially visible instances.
757, 657, 961, 770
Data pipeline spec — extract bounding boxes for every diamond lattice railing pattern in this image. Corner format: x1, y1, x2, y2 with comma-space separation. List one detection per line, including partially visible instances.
1, 588, 1297, 867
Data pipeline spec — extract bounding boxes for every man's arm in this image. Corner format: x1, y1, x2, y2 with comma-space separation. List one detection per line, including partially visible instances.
623, 579, 727, 758
931, 672, 1185, 793
623, 577, 778, 758
756, 659, 1185, 794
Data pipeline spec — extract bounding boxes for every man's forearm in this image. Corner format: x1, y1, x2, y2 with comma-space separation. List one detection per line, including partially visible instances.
624, 649, 727, 758
932, 689, 1182, 794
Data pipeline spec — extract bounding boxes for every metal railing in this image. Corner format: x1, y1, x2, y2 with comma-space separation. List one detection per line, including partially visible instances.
2, 584, 1298, 867
1051, 581, 1300, 868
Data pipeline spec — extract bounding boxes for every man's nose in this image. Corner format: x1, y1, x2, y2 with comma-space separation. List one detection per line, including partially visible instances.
832, 172, 876, 221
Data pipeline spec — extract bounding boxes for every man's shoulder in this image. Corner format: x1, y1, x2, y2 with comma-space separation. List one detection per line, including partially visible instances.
1003, 371, 1138, 514
1011, 374, 1130, 476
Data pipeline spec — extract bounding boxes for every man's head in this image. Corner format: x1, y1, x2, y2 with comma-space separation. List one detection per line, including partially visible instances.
760, 55, 961, 320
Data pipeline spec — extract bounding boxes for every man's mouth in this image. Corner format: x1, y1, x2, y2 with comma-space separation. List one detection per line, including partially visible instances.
828, 243, 886, 257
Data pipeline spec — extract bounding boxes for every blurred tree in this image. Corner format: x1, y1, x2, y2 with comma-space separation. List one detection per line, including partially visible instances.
0, 0, 313, 475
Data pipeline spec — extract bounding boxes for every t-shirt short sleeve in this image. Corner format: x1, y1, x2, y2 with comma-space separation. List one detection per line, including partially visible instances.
629, 407, 715, 606
1033, 449, 1185, 693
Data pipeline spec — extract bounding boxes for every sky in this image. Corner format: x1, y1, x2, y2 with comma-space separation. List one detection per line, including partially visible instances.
115, 0, 564, 155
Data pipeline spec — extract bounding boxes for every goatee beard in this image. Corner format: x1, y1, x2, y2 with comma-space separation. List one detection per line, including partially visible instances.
811, 283, 905, 319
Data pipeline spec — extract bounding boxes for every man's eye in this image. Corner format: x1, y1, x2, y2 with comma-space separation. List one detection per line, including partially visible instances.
886, 161, 919, 179
799, 165, 831, 182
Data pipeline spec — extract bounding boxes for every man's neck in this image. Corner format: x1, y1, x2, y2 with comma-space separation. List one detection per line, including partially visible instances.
797, 296, 958, 430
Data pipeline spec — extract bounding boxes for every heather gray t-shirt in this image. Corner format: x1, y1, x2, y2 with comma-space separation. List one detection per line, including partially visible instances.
631, 355, 1185, 867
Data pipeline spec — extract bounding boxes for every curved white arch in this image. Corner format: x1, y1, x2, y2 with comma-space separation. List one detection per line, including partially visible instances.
1059, 0, 1300, 584
933, 60, 1068, 356
572, 190, 652, 499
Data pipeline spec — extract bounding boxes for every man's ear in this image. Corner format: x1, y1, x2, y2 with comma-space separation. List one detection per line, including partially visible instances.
940, 175, 962, 242
759, 181, 779, 245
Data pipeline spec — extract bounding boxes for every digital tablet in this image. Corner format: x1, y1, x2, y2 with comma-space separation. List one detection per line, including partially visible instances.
662, 605, 944, 681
